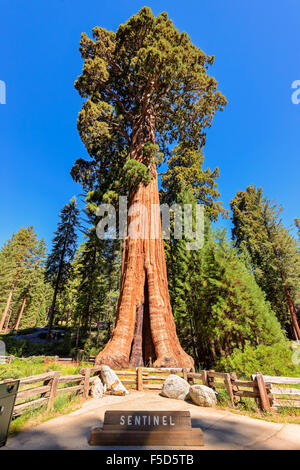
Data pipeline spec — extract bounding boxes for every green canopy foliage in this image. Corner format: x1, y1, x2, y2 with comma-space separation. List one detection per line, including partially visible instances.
0, 227, 50, 330
166, 218, 287, 369
231, 185, 300, 338
72, 7, 227, 220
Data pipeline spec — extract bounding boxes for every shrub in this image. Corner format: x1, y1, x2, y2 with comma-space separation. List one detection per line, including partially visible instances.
216, 342, 300, 378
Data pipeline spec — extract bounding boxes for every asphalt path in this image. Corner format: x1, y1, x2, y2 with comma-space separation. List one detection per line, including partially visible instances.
3, 391, 300, 450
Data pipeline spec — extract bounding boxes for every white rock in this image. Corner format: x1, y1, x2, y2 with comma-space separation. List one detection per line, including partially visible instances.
100, 365, 129, 395
189, 384, 217, 407
161, 374, 190, 400
91, 376, 104, 399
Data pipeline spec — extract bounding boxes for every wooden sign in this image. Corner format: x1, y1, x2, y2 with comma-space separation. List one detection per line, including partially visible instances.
90, 410, 204, 446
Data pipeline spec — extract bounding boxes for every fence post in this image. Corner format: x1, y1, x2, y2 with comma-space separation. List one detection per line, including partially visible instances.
41, 371, 54, 403
189, 367, 195, 384
255, 372, 271, 412
137, 367, 143, 391
208, 370, 215, 390
46, 371, 60, 411
201, 370, 208, 386
82, 368, 91, 400
224, 373, 235, 407
230, 372, 240, 403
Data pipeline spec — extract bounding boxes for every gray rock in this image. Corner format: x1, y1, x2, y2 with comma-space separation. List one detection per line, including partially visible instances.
189, 384, 217, 407
91, 376, 104, 399
100, 365, 129, 395
161, 374, 190, 400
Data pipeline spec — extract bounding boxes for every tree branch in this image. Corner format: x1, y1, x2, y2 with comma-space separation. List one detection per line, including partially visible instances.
104, 87, 134, 122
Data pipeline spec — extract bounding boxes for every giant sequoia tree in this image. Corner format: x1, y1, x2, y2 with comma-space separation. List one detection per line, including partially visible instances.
73, 8, 226, 368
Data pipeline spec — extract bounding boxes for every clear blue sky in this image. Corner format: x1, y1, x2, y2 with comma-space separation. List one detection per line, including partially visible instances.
1, 0, 299, 249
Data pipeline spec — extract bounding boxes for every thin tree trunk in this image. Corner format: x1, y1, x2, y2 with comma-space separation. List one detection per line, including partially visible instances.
4, 310, 12, 333
45, 305, 51, 322
47, 282, 60, 339
14, 297, 27, 331
65, 308, 70, 326
284, 285, 300, 340
189, 318, 198, 365
75, 324, 80, 349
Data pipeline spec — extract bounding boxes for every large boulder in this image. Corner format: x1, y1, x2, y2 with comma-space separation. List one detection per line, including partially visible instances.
161, 374, 190, 400
91, 376, 105, 399
100, 365, 129, 395
189, 385, 217, 407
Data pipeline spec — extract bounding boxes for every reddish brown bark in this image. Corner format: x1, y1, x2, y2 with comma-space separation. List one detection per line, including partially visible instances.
4, 310, 12, 333
0, 278, 17, 331
96, 169, 193, 369
284, 285, 300, 341
96, 113, 193, 369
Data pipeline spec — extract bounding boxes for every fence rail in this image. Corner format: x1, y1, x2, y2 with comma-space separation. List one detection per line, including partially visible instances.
0, 355, 15, 364
43, 355, 95, 365
1, 362, 300, 418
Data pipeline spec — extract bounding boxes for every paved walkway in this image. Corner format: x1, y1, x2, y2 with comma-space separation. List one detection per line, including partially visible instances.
3, 391, 300, 450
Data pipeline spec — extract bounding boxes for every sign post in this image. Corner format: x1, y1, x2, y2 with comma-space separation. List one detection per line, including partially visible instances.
90, 410, 204, 446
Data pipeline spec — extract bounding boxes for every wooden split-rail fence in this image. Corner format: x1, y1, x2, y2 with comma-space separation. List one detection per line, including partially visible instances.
185, 369, 300, 412
0, 355, 95, 366
1, 364, 300, 419
0, 355, 15, 364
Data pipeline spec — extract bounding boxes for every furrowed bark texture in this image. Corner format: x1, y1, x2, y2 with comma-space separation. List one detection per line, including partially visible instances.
0, 278, 17, 331
96, 118, 194, 369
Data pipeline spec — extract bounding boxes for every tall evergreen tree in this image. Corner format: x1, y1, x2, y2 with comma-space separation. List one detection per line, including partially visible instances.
161, 143, 228, 220
74, 229, 104, 333
72, 7, 226, 368
46, 197, 80, 338
74, 232, 120, 339
12, 239, 48, 330
0, 226, 42, 331
167, 221, 287, 369
231, 185, 300, 339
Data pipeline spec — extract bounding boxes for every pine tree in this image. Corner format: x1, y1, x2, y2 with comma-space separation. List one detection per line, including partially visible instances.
54, 224, 120, 354
231, 185, 300, 339
56, 250, 81, 328
72, 7, 226, 368
161, 144, 228, 220
46, 197, 80, 338
74, 225, 120, 334
167, 222, 287, 369
0, 226, 42, 331
75, 229, 104, 333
